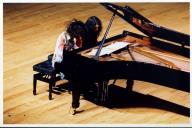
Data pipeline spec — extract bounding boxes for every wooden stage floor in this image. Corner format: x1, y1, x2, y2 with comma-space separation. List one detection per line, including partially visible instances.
3, 3, 190, 124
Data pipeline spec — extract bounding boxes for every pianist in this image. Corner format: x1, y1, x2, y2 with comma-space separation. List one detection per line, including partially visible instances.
52, 19, 87, 79
85, 16, 102, 48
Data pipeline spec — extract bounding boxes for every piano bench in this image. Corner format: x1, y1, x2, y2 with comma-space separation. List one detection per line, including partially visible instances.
33, 59, 61, 100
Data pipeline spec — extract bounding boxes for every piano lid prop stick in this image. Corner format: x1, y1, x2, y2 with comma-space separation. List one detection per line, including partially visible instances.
93, 11, 116, 60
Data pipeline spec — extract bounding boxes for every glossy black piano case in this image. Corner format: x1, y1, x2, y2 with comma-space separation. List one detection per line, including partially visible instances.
62, 3, 190, 92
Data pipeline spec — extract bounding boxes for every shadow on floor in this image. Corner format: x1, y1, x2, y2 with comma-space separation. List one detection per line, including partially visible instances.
50, 83, 189, 117
85, 85, 190, 117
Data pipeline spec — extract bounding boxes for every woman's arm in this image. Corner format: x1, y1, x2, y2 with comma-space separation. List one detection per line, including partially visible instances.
52, 32, 66, 67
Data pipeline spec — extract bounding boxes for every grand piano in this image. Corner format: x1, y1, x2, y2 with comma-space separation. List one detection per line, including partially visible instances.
61, 3, 190, 114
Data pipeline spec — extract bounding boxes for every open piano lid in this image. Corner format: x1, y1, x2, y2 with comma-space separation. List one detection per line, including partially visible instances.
101, 3, 190, 47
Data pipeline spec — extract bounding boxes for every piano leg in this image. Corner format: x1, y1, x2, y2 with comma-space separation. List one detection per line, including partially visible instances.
70, 81, 80, 115
70, 80, 97, 115
126, 79, 134, 92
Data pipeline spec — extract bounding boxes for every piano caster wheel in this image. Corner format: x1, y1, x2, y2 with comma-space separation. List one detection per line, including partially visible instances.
69, 107, 76, 115
33, 91, 37, 95
126, 79, 134, 92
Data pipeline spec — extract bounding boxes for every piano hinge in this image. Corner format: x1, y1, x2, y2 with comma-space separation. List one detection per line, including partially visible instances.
123, 31, 129, 36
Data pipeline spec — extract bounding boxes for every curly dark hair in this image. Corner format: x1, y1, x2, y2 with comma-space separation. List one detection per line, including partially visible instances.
85, 16, 102, 48
66, 19, 86, 43
86, 16, 102, 35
